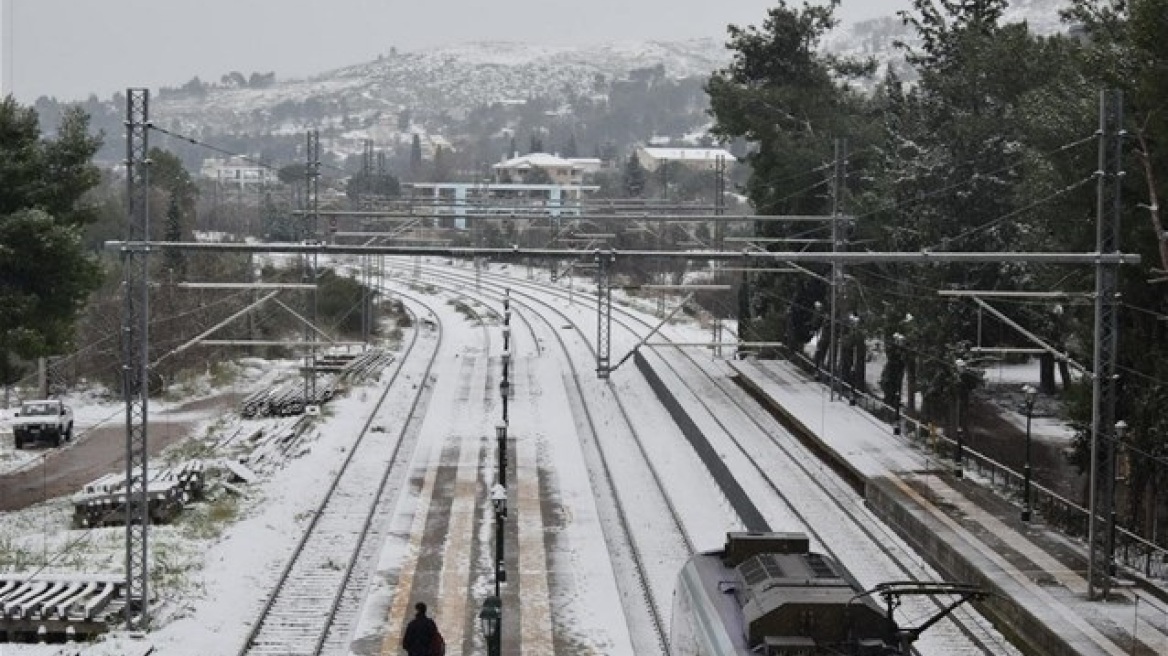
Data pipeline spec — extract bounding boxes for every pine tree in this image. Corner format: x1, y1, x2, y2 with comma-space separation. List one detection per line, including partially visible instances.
410, 135, 423, 180
706, 0, 873, 350
163, 195, 186, 275
623, 153, 647, 197
0, 99, 103, 382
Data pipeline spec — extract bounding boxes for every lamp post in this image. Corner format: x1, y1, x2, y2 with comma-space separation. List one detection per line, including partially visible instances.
954, 358, 966, 479
847, 313, 860, 406
491, 483, 507, 597
892, 332, 906, 435
479, 596, 501, 656
500, 350, 511, 423
1111, 420, 1127, 576
813, 301, 824, 379
496, 423, 508, 487
1021, 384, 1037, 522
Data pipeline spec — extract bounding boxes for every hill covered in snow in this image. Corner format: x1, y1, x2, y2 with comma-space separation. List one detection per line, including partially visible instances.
49, 0, 1074, 169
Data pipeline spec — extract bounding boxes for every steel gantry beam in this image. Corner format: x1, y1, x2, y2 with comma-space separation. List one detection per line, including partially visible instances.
104, 242, 1141, 265
121, 88, 151, 629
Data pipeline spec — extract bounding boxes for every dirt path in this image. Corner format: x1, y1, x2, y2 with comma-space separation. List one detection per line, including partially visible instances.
0, 391, 245, 511
964, 396, 1088, 504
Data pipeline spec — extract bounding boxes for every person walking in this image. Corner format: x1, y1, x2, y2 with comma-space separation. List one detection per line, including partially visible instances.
402, 602, 440, 656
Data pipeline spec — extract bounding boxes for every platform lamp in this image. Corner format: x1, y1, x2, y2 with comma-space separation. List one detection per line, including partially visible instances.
847, 313, 860, 406
479, 596, 502, 656
1021, 384, 1038, 522
496, 422, 508, 486
500, 350, 511, 423
892, 332, 906, 435
491, 483, 508, 597
954, 358, 967, 479
1111, 420, 1127, 576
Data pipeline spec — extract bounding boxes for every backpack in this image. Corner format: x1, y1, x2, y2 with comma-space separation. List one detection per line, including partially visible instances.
430, 628, 446, 656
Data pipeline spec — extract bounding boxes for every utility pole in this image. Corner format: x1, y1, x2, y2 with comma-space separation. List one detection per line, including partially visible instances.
713, 155, 727, 357
303, 130, 320, 405
122, 88, 151, 629
361, 140, 374, 343
596, 252, 613, 378
828, 139, 847, 400
1088, 90, 1123, 600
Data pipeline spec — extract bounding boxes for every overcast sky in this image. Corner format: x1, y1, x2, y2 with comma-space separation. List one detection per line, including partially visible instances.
1, 0, 910, 103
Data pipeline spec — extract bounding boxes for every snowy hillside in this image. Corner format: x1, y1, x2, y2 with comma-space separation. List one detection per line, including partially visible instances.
825, 0, 1073, 81
128, 0, 1075, 163
153, 39, 732, 133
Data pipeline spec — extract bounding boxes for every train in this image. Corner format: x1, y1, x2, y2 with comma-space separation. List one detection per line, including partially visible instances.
672, 532, 981, 656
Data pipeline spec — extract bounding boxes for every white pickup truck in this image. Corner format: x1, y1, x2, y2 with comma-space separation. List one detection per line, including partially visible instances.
11, 399, 74, 449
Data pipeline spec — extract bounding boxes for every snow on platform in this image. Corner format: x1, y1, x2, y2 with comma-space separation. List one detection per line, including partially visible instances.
731, 357, 1168, 656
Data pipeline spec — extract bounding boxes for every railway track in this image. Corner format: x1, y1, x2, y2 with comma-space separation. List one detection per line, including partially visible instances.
642, 347, 1016, 655
238, 300, 442, 656
398, 259, 1019, 656
380, 262, 710, 656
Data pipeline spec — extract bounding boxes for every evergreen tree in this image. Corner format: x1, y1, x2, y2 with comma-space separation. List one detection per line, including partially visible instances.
526, 166, 553, 185
148, 148, 197, 277
432, 146, 452, 182
0, 98, 104, 385
1060, 0, 1168, 530
706, 0, 874, 351
163, 195, 185, 274
410, 135, 423, 180
623, 152, 647, 197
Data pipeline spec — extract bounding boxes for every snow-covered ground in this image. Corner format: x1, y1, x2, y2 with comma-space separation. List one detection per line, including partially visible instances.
0, 259, 1081, 655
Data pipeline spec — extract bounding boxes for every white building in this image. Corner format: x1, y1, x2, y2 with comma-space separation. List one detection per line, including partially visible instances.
492, 153, 584, 186
635, 147, 736, 172
200, 157, 278, 190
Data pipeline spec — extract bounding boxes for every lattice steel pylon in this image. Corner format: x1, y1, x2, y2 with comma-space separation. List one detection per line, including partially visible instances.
121, 88, 151, 628
303, 130, 320, 404
596, 252, 613, 378
1088, 90, 1124, 599
828, 139, 847, 400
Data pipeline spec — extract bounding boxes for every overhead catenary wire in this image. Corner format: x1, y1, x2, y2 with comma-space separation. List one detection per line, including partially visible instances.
929, 174, 1096, 251
851, 134, 1098, 223
148, 123, 351, 177
8, 288, 259, 390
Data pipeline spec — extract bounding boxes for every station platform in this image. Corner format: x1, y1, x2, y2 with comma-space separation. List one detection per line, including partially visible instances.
729, 357, 1168, 656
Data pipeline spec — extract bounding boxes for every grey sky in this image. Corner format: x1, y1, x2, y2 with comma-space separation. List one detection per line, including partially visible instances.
1, 0, 910, 103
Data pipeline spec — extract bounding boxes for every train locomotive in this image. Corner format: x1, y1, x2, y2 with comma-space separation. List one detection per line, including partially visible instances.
672, 532, 983, 655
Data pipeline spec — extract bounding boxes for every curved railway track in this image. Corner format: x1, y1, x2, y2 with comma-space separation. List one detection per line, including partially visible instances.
394, 259, 1018, 656
238, 299, 443, 656
380, 263, 694, 656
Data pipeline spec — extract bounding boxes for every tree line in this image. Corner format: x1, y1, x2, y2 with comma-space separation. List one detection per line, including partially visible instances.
710, 0, 1168, 539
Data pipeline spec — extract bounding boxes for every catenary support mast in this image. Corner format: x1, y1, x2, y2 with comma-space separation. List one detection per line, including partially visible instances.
1089, 90, 1123, 599
121, 88, 151, 628
303, 130, 320, 403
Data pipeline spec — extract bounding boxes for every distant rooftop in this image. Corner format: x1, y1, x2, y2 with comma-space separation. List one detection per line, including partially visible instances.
640, 147, 736, 162
492, 153, 578, 170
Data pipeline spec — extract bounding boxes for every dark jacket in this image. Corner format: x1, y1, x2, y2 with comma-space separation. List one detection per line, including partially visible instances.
403, 614, 438, 656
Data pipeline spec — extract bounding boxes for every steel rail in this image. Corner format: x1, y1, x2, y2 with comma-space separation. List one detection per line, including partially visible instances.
392, 262, 688, 656
238, 301, 441, 656
424, 260, 1011, 655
